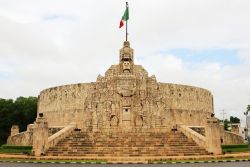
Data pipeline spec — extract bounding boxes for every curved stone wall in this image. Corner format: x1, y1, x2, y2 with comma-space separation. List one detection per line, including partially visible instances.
159, 83, 213, 127
38, 81, 213, 129
159, 83, 213, 112
38, 83, 92, 129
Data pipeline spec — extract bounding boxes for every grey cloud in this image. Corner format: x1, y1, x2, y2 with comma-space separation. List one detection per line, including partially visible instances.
0, 0, 250, 122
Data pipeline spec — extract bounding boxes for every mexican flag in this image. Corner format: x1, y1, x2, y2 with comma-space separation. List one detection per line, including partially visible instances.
119, 3, 129, 28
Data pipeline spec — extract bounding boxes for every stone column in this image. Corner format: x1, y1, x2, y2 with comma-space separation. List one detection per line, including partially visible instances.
10, 125, 19, 136
205, 116, 222, 155
32, 113, 48, 156
231, 124, 240, 134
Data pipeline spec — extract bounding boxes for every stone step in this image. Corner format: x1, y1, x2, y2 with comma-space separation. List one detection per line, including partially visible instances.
46, 131, 209, 156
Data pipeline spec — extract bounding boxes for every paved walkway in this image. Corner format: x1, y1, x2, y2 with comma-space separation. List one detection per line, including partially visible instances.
1, 152, 250, 162
1, 161, 250, 167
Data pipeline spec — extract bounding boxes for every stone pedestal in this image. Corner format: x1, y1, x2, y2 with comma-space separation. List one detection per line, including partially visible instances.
10, 125, 19, 136
205, 117, 222, 155
32, 114, 48, 156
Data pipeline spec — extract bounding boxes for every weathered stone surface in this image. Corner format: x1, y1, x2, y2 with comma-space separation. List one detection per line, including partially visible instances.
10, 125, 19, 136
205, 117, 222, 155
7, 41, 244, 157
7, 131, 32, 146
38, 83, 91, 129
32, 115, 49, 156
7, 124, 33, 146
178, 125, 206, 151
219, 125, 244, 145
37, 41, 213, 132
46, 131, 209, 157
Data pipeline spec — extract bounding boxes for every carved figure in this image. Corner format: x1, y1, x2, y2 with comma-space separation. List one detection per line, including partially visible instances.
110, 115, 119, 126
135, 115, 143, 127
122, 61, 131, 73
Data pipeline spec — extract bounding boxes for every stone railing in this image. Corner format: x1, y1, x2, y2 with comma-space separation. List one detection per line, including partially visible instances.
47, 124, 76, 149
177, 125, 206, 149
222, 131, 244, 145
190, 126, 205, 136
7, 131, 33, 146
48, 127, 63, 136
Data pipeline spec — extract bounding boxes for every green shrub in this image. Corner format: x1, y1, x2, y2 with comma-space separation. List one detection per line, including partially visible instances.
1, 145, 32, 150
0, 149, 31, 154
0, 145, 32, 154
221, 144, 249, 149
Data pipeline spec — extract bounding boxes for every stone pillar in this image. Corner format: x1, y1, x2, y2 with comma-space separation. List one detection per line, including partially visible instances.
205, 116, 222, 155
231, 124, 240, 134
32, 113, 48, 156
10, 125, 19, 136
27, 124, 34, 132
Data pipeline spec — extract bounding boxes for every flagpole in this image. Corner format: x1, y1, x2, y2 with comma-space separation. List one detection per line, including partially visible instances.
126, 19, 128, 41
126, 2, 128, 41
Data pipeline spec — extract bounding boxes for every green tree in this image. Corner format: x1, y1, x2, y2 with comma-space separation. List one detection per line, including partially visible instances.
229, 116, 240, 123
0, 99, 14, 145
224, 119, 230, 131
0, 97, 37, 145
247, 105, 250, 114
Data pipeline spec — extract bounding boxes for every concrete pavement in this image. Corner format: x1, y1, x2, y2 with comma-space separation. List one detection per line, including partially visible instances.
1, 152, 250, 163
0, 161, 250, 167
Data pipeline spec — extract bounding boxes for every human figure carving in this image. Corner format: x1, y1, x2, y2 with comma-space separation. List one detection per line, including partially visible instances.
110, 115, 119, 126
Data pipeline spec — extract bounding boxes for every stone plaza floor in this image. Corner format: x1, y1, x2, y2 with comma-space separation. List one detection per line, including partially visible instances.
0, 161, 250, 167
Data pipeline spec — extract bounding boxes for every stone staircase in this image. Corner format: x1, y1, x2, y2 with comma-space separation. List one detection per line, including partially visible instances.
46, 131, 209, 157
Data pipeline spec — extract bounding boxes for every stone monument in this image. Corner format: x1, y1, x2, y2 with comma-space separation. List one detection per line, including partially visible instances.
7, 41, 244, 157
37, 41, 214, 131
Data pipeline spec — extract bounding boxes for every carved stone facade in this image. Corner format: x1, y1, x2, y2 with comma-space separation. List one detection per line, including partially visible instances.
37, 41, 213, 132
7, 41, 245, 156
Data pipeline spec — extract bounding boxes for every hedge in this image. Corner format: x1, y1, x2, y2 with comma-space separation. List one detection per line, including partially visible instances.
221, 144, 249, 149
1, 145, 32, 150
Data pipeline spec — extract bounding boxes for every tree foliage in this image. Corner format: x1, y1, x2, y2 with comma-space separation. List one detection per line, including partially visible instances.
224, 119, 230, 131
222, 116, 240, 131
247, 105, 250, 114
230, 116, 240, 123
0, 97, 37, 145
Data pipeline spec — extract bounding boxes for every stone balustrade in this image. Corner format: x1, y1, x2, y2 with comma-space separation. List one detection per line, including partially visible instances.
48, 124, 76, 148
7, 131, 33, 146
222, 131, 245, 145
178, 125, 206, 150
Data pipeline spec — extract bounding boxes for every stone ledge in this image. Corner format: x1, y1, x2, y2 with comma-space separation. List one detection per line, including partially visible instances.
1, 152, 250, 163
1, 158, 250, 164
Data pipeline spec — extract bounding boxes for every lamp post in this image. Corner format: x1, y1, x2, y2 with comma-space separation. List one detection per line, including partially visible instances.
220, 109, 227, 144
244, 105, 249, 143
220, 109, 226, 129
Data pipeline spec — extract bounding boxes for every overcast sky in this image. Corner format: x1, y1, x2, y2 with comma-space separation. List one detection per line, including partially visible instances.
0, 0, 250, 122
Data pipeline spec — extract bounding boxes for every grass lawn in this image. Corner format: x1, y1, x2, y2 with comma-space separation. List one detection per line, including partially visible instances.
0, 145, 32, 154
0, 158, 107, 163
150, 157, 250, 163
222, 144, 250, 153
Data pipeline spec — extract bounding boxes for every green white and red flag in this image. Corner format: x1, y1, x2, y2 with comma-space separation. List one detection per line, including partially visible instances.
119, 2, 129, 28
